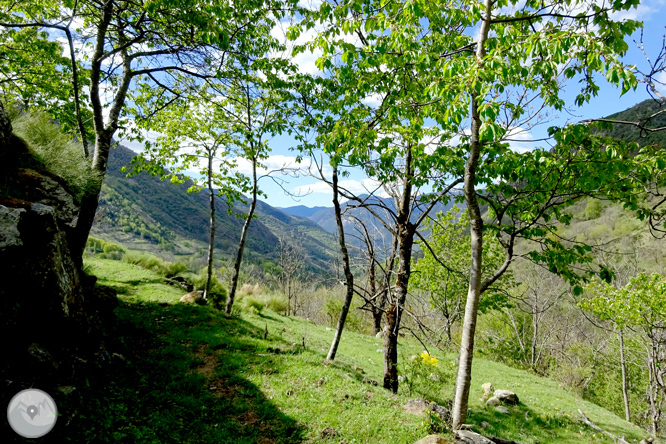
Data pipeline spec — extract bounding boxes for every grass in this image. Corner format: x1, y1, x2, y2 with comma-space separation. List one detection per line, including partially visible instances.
46, 257, 648, 444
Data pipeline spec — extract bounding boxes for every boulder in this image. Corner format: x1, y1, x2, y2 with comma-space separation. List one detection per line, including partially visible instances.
0, 116, 117, 406
482, 382, 494, 400
404, 398, 431, 415
456, 430, 495, 444
403, 399, 451, 422
485, 397, 500, 406
493, 390, 519, 405
180, 290, 204, 304
413, 434, 452, 444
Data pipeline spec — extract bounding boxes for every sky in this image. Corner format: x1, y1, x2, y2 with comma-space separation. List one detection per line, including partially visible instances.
119, 0, 666, 210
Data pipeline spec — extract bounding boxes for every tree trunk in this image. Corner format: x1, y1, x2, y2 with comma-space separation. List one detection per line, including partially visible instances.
203, 152, 216, 303
383, 227, 414, 392
327, 165, 355, 360
73, 132, 111, 260
226, 156, 258, 315
619, 329, 631, 422
452, 0, 492, 429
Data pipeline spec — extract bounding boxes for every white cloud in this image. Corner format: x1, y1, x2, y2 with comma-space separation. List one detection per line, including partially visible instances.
291, 178, 385, 197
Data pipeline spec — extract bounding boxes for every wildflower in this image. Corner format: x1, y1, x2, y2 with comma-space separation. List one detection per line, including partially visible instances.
420, 351, 438, 367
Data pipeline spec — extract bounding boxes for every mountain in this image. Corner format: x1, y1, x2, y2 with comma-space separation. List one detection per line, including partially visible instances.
285, 194, 459, 255
597, 98, 666, 147
91, 144, 338, 273
276, 205, 330, 218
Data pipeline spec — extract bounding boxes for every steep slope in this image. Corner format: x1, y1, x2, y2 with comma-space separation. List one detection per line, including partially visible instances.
91, 144, 337, 272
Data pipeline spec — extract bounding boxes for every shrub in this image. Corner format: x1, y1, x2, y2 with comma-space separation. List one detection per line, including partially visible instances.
242, 296, 265, 313
401, 351, 453, 404
324, 297, 364, 333
264, 295, 288, 314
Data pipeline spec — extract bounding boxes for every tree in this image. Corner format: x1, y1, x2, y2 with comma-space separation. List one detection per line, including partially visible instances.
582, 273, 666, 436
128, 93, 245, 306
220, 62, 296, 315
1, 0, 293, 259
296, 0, 651, 426
411, 207, 511, 344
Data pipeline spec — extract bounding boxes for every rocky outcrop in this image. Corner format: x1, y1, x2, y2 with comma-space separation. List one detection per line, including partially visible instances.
0, 102, 116, 412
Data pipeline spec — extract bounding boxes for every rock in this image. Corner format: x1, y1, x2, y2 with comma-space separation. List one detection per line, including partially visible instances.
495, 406, 510, 414
482, 382, 494, 400
180, 290, 204, 304
413, 434, 452, 444
362, 377, 378, 386
481, 421, 490, 429
376, 349, 383, 353
485, 397, 501, 406
353, 365, 364, 373
493, 389, 519, 405
403, 399, 451, 423
404, 398, 431, 415
375, 330, 383, 338
456, 430, 495, 444
320, 426, 337, 439
429, 402, 451, 422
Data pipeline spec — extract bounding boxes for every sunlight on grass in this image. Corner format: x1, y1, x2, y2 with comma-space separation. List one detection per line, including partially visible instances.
75, 258, 648, 444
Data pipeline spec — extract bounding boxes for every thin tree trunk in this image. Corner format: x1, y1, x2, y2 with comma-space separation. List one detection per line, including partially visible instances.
619, 329, 631, 422
327, 165, 355, 360
226, 156, 258, 315
204, 152, 215, 303
452, 0, 492, 429
383, 228, 414, 392
382, 148, 415, 393
63, 25, 88, 158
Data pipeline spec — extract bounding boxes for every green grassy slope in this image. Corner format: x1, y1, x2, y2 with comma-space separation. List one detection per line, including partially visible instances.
54, 258, 648, 444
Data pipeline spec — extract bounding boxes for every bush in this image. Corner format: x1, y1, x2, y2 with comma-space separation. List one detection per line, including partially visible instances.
324, 297, 364, 333
401, 352, 453, 404
242, 296, 265, 313
264, 295, 288, 314
11, 110, 98, 204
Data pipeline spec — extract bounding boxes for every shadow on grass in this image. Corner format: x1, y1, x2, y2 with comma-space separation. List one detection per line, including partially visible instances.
39, 301, 306, 444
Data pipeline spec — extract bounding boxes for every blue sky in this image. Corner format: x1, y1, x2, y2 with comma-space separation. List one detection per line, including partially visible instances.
121, 0, 666, 210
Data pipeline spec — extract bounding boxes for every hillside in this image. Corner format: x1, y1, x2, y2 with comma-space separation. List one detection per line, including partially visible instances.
91, 144, 338, 273
597, 98, 666, 147
61, 257, 647, 444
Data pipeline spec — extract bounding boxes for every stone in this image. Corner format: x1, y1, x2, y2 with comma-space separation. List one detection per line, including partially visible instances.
495, 406, 510, 414
0, 205, 25, 248
375, 330, 383, 338
493, 389, 519, 405
403, 399, 451, 423
456, 430, 495, 444
180, 290, 204, 304
485, 397, 500, 406
404, 398, 431, 415
413, 434, 452, 444
481, 421, 490, 429
481, 382, 494, 400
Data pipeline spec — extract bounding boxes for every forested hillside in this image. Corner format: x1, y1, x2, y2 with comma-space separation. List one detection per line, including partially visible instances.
92, 144, 338, 274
